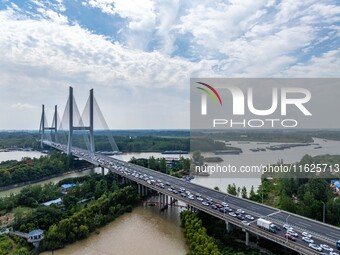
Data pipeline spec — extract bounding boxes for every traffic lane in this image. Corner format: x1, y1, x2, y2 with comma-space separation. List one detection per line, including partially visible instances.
270, 211, 340, 242
126, 163, 277, 216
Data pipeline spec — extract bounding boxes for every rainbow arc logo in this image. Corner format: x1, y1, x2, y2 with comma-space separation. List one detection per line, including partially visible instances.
196, 82, 222, 115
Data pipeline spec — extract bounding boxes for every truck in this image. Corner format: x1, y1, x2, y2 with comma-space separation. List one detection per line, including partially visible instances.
336, 240, 340, 250
257, 218, 276, 233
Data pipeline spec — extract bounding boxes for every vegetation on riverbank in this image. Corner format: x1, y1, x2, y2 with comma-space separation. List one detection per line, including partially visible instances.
129, 156, 191, 178
181, 211, 270, 255
226, 154, 340, 227
0, 174, 140, 254
0, 152, 89, 188
180, 210, 220, 255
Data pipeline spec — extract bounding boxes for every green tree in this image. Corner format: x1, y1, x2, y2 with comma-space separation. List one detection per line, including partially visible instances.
241, 186, 247, 199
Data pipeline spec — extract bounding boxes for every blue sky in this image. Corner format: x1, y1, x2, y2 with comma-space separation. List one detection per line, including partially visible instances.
0, 0, 339, 130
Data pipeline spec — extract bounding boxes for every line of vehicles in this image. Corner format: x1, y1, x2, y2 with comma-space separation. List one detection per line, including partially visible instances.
46, 141, 340, 254
256, 218, 340, 254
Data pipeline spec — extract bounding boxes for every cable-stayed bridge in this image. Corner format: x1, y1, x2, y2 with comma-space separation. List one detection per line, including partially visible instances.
40, 87, 340, 255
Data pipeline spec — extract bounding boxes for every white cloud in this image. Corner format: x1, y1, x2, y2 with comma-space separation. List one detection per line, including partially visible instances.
11, 103, 37, 109
0, 7, 212, 91
282, 49, 340, 77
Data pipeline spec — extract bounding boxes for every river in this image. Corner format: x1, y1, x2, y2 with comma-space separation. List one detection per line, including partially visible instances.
41, 204, 188, 255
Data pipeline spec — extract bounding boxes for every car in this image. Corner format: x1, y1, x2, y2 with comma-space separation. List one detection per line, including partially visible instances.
287, 230, 298, 237
309, 243, 322, 252
302, 236, 314, 243
211, 205, 218, 209
181, 193, 186, 197
219, 207, 226, 213
320, 244, 333, 252
195, 193, 201, 197
167, 188, 173, 192
236, 209, 245, 214
202, 201, 209, 206
302, 232, 312, 238
242, 220, 249, 226
215, 204, 223, 208
196, 197, 204, 201
330, 252, 339, 255
284, 233, 296, 241
224, 207, 233, 212
229, 212, 237, 217
236, 215, 245, 220
283, 224, 293, 230
245, 215, 254, 220
172, 190, 178, 194
188, 195, 195, 200
221, 202, 228, 207
165, 182, 170, 186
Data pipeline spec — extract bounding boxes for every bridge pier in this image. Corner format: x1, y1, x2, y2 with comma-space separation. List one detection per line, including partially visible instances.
245, 231, 249, 246
225, 221, 233, 233
138, 184, 141, 196
101, 167, 105, 175
142, 185, 146, 197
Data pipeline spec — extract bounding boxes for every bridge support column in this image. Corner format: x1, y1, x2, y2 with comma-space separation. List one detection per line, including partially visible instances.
225, 221, 233, 233
245, 231, 249, 246
159, 193, 162, 206
142, 185, 145, 197
138, 184, 141, 196
101, 167, 105, 175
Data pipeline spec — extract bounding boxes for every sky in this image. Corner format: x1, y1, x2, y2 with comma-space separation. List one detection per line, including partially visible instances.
0, 0, 339, 130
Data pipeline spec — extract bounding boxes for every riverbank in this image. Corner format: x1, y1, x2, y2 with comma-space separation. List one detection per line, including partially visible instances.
0, 167, 95, 193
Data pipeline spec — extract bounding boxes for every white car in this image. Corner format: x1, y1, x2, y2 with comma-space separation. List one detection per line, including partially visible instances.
229, 212, 237, 217
302, 236, 314, 243
287, 230, 298, 237
330, 252, 339, 255
283, 224, 293, 230
245, 215, 254, 220
221, 202, 228, 207
309, 243, 322, 252
236, 209, 245, 214
320, 244, 333, 252
242, 220, 249, 226
302, 232, 312, 238
196, 197, 204, 201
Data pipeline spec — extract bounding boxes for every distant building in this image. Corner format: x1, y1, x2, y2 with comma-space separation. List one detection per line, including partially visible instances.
61, 183, 76, 194
27, 229, 44, 243
42, 198, 62, 206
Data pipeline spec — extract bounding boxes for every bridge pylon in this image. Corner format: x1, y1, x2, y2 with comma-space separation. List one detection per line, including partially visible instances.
39, 104, 58, 149
67, 86, 95, 156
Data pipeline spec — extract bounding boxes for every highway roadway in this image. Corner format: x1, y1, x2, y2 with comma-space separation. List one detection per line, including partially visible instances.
44, 141, 340, 255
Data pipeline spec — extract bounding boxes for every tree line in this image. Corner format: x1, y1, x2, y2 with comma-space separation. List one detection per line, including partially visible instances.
180, 210, 220, 255
0, 152, 89, 187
